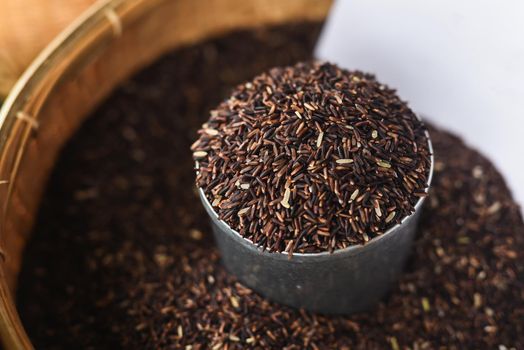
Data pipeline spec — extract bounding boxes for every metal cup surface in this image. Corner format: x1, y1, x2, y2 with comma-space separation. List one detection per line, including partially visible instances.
198, 133, 433, 315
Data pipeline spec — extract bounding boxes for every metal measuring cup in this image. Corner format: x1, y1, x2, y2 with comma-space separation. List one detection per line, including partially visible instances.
198, 131, 434, 315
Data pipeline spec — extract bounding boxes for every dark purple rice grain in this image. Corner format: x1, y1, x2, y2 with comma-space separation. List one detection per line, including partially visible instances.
16, 23, 524, 350
192, 61, 431, 253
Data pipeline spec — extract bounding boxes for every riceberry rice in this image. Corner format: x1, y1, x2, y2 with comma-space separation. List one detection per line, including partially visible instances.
192, 61, 432, 253
16, 26, 523, 349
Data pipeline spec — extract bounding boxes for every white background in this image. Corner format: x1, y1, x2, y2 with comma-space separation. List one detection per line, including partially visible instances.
316, 0, 524, 207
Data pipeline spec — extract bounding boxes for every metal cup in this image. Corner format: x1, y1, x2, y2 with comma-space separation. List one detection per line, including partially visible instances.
198, 133, 434, 315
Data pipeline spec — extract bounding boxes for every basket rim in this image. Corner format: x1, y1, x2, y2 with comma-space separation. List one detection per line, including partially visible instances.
0, 1, 140, 349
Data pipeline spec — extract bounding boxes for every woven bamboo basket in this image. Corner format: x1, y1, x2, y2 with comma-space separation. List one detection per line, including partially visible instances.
0, 0, 332, 348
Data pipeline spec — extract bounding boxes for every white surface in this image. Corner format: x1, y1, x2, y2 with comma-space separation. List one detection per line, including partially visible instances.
316, 0, 524, 206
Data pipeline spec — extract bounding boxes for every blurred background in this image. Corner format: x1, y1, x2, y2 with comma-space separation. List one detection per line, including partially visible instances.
0, 0, 95, 97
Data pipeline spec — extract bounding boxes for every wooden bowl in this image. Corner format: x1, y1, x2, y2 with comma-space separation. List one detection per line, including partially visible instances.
0, 0, 332, 348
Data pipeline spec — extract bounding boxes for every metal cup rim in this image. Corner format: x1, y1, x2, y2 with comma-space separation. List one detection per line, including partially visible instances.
197, 127, 434, 258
